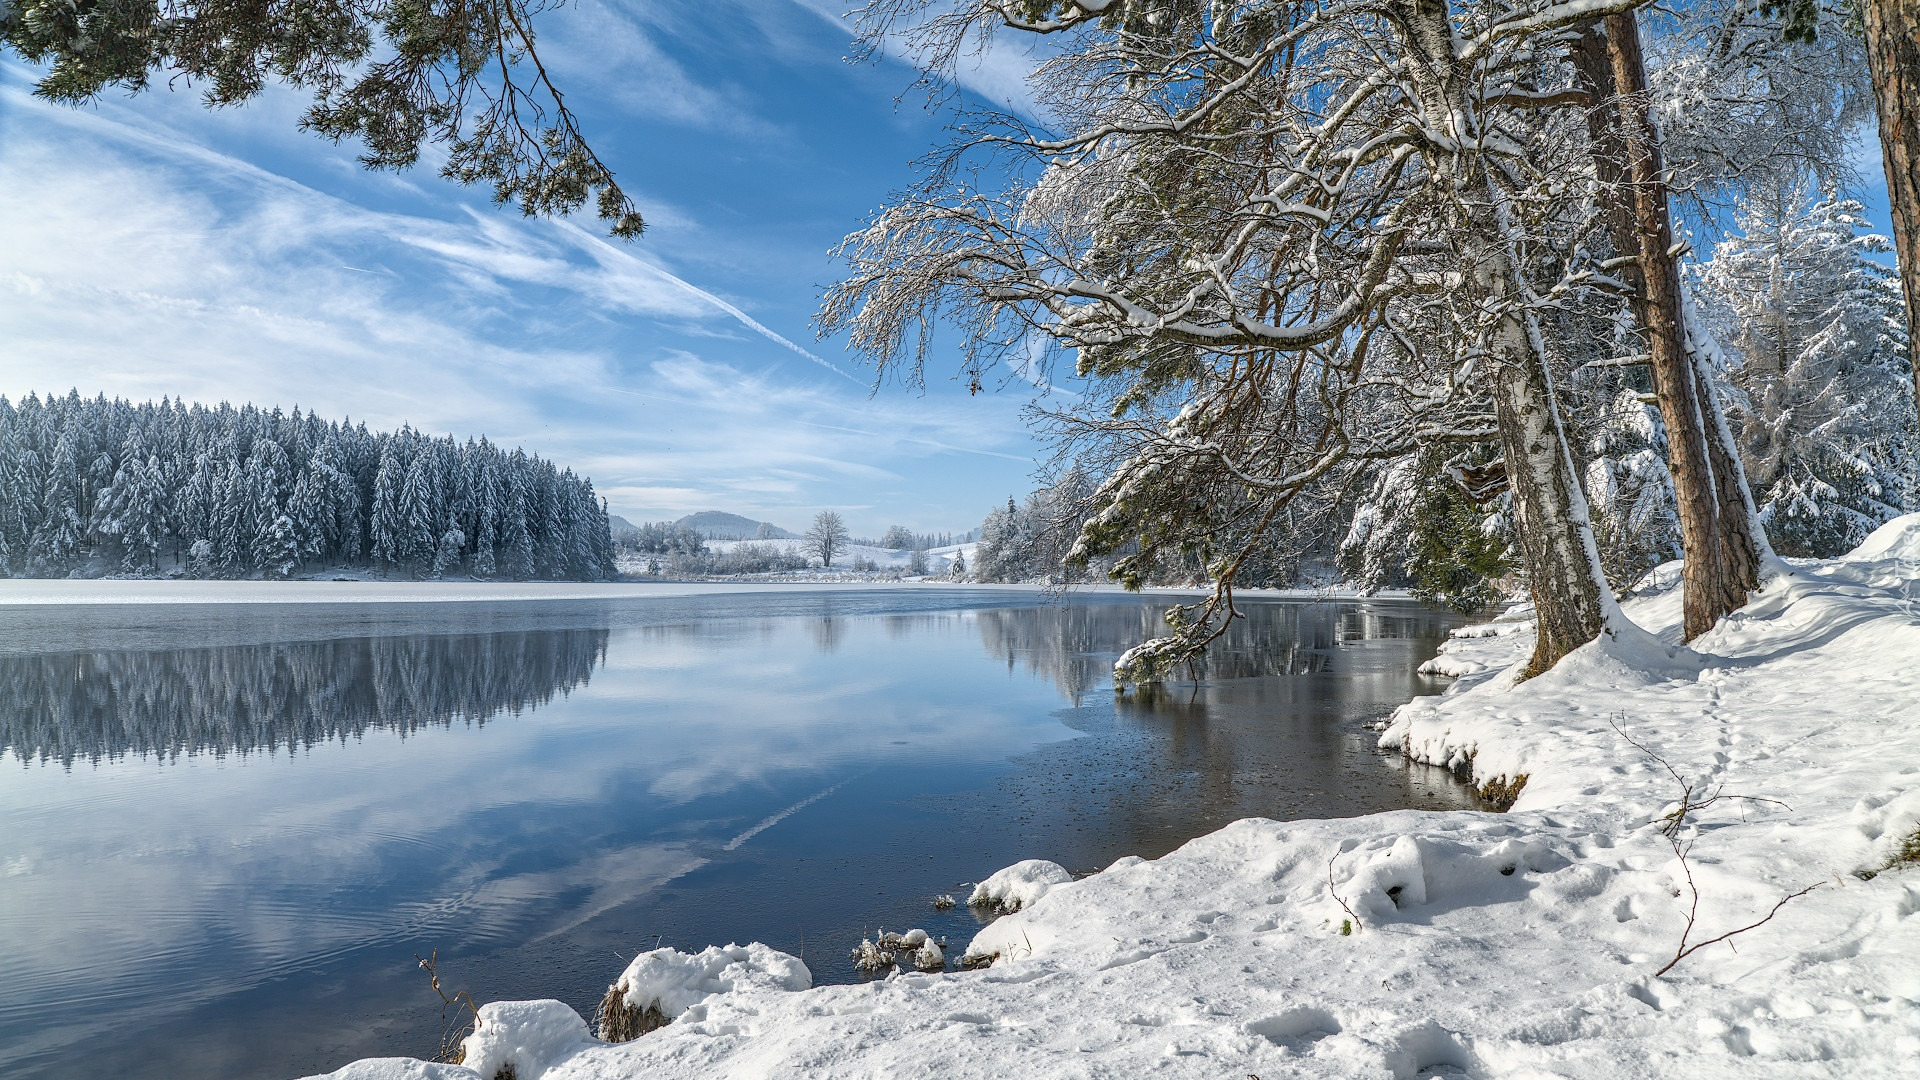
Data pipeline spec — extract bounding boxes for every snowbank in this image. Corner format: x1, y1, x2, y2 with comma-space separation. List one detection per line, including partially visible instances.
607, 943, 810, 1022
966, 859, 1073, 913
306, 517, 1920, 1080
459, 1000, 596, 1080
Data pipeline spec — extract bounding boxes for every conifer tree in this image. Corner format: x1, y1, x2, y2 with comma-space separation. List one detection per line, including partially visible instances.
369, 443, 405, 571
1696, 184, 1919, 555
397, 449, 439, 573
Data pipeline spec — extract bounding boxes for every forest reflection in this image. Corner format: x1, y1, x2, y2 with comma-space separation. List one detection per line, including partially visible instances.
972, 598, 1457, 702
0, 629, 607, 768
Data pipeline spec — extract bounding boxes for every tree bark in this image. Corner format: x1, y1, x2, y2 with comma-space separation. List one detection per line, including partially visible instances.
1572, 15, 1760, 641
1861, 0, 1920, 405
1394, 0, 1607, 674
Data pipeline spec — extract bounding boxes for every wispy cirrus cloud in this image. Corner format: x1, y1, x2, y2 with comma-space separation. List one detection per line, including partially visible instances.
0, 60, 1038, 533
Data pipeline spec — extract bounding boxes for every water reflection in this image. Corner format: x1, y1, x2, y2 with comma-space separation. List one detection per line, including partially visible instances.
973, 598, 1459, 699
0, 631, 607, 768
0, 591, 1469, 1080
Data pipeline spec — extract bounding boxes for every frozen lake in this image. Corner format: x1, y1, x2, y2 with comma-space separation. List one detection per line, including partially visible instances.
0, 587, 1474, 1079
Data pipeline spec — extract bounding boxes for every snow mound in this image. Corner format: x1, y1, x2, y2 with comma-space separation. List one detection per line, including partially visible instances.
1416, 652, 1484, 677
459, 999, 594, 1080
612, 942, 810, 1021
968, 859, 1073, 912
1844, 511, 1920, 562
306, 1061, 478, 1080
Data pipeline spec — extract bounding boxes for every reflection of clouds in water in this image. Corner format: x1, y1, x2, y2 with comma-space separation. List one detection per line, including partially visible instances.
0, 605, 1072, 1064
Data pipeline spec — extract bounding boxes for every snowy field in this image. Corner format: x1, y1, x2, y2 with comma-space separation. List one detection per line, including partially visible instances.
307, 516, 1920, 1080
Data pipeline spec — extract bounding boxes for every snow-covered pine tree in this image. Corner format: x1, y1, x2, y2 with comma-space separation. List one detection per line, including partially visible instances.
32, 427, 85, 572
469, 444, 500, 579
397, 447, 439, 573
428, 526, 465, 579
309, 437, 361, 563
258, 513, 301, 579
369, 442, 405, 571
499, 452, 536, 580
529, 462, 564, 577
92, 431, 168, 574
243, 439, 289, 571
1696, 182, 1919, 556
211, 447, 250, 575
0, 405, 36, 573
286, 468, 328, 565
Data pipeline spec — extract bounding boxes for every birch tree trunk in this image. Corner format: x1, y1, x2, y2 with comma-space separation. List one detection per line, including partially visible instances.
1860, 0, 1920, 405
1394, 0, 1606, 674
1572, 15, 1760, 641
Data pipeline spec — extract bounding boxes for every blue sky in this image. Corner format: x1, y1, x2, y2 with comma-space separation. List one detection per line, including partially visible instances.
0, 1, 1899, 537
0, 0, 1053, 539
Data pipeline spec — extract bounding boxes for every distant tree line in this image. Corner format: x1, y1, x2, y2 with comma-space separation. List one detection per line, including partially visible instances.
617, 523, 809, 576
877, 525, 970, 550
0, 391, 617, 580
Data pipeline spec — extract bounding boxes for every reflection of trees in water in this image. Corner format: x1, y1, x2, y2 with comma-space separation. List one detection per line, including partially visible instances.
972, 604, 1166, 703
0, 630, 608, 768
973, 600, 1455, 696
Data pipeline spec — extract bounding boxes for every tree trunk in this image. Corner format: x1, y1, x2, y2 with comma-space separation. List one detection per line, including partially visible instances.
1394, 0, 1607, 674
1573, 15, 1760, 641
1861, 0, 1920, 404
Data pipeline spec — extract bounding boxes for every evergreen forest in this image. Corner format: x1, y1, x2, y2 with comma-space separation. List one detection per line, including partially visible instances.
0, 391, 617, 580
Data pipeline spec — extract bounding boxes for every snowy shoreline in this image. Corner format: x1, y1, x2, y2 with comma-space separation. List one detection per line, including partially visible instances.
0, 578, 1397, 606
313, 520, 1920, 1078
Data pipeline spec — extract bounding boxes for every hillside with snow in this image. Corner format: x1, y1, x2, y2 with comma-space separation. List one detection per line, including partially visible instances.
311, 518, 1920, 1080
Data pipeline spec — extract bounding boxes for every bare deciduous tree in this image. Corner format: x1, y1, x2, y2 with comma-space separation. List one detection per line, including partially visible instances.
805, 511, 851, 568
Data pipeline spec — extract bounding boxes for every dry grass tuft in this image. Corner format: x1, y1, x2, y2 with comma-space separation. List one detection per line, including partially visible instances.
596, 982, 671, 1043
1858, 825, 1920, 880
1478, 773, 1528, 811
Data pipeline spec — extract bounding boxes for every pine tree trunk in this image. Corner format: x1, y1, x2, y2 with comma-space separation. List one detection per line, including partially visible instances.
1394, 0, 1606, 674
1574, 15, 1759, 641
1861, 0, 1920, 405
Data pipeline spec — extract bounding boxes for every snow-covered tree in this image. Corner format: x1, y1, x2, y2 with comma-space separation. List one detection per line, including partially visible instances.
805, 511, 850, 568
369, 443, 405, 571
825, 0, 1690, 678
258, 513, 301, 579
1695, 184, 1918, 556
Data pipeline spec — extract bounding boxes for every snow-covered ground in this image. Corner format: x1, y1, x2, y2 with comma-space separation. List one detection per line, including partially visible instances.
312, 519, 1920, 1079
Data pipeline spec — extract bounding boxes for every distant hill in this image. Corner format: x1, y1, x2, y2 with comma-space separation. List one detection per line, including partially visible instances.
673, 511, 797, 540
607, 515, 639, 538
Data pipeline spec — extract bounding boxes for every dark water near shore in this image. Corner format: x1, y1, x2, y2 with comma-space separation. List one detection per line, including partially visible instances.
0, 588, 1473, 1079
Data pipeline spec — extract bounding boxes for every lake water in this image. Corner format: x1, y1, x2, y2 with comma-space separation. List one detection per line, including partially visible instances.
0, 588, 1473, 1079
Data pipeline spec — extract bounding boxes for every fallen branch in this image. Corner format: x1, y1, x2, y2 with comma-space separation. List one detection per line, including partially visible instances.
1327, 849, 1362, 935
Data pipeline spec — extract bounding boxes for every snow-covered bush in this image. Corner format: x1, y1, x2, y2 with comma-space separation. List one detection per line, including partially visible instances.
969, 859, 1073, 914
597, 942, 809, 1042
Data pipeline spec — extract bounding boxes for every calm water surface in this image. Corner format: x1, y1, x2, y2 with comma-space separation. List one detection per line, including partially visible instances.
0, 588, 1473, 1079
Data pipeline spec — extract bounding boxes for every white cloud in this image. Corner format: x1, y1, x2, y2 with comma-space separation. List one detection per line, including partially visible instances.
0, 75, 1039, 534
